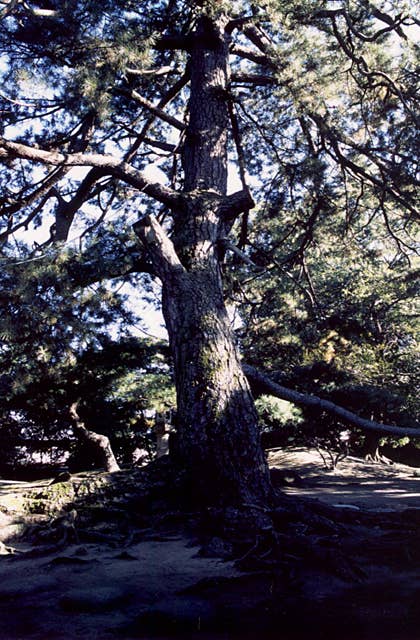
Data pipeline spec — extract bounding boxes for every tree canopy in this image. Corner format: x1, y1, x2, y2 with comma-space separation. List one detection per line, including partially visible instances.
0, 0, 418, 502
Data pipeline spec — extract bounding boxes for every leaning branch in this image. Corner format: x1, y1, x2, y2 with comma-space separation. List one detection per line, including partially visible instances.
66, 242, 152, 287
0, 137, 182, 209
143, 137, 178, 153
219, 239, 262, 269
53, 168, 105, 241
230, 44, 272, 67
231, 72, 276, 85
128, 91, 186, 131
124, 68, 190, 163
133, 214, 186, 280
0, 168, 67, 241
243, 364, 420, 438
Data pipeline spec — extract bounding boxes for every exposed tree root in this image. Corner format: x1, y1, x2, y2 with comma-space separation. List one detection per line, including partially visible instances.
5, 457, 418, 601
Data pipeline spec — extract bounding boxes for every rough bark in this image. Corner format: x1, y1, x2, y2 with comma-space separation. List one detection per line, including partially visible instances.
162, 263, 270, 505
69, 401, 120, 473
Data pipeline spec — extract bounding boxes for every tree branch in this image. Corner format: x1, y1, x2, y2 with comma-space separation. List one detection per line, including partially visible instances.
225, 15, 255, 34
0, 137, 182, 209
125, 65, 173, 77
124, 67, 190, 163
53, 168, 105, 242
313, 6, 408, 41
0, 157, 97, 244
308, 114, 419, 219
228, 99, 251, 246
231, 72, 276, 85
66, 238, 152, 287
133, 214, 185, 280
230, 44, 272, 67
22, 1, 58, 18
0, 166, 67, 228
219, 238, 262, 269
143, 137, 178, 153
128, 91, 186, 131
243, 24, 274, 55
243, 364, 420, 438
219, 189, 255, 221
69, 401, 120, 472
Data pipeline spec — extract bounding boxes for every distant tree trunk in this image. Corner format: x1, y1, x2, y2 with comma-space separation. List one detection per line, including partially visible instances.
69, 401, 120, 473
135, 15, 271, 507
362, 433, 393, 464
362, 433, 382, 462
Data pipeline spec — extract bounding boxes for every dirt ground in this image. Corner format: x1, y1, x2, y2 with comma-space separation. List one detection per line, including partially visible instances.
0, 448, 419, 640
268, 447, 420, 511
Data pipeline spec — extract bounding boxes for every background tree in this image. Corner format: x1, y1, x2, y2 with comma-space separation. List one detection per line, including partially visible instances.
0, 242, 172, 475
0, 0, 418, 508
236, 191, 419, 460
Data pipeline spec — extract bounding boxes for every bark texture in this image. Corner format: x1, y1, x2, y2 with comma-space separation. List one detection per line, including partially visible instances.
162, 263, 270, 505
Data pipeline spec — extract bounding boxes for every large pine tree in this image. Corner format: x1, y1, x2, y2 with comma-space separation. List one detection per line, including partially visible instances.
0, 0, 418, 506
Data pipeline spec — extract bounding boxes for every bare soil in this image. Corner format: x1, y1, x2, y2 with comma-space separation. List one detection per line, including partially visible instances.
268, 447, 420, 511
0, 448, 419, 640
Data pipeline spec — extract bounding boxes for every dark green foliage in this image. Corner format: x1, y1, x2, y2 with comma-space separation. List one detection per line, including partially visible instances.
0, 246, 173, 475
237, 198, 419, 444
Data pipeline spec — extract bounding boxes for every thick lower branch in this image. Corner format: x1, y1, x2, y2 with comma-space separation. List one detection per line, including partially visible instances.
219, 189, 255, 221
53, 168, 105, 241
66, 241, 151, 287
230, 44, 272, 67
231, 72, 276, 85
243, 365, 420, 438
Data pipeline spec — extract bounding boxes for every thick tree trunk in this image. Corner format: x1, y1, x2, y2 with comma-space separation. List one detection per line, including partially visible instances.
162, 266, 270, 505
135, 15, 271, 507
